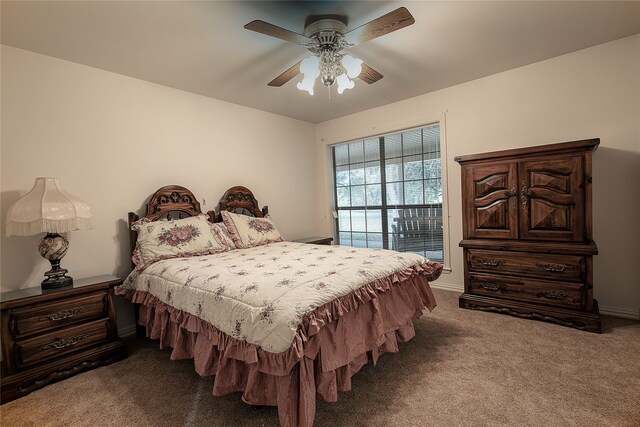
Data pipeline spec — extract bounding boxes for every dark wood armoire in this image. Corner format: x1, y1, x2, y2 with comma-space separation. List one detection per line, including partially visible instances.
455, 139, 601, 333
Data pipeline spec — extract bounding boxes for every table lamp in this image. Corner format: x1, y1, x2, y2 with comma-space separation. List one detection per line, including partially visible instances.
6, 178, 93, 289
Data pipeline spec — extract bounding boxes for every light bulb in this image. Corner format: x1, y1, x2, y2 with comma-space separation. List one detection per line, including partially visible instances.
342, 55, 363, 79
297, 77, 315, 95
297, 55, 320, 95
336, 73, 354, 94
299, 55, 320, 76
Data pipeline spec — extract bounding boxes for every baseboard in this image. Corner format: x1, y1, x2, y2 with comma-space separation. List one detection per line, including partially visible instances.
118, 323, 138, 338
430, 281, 463, 292
599, 305, 640, 320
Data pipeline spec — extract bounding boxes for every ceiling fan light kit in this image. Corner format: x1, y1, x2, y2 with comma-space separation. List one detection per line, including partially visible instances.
297, 19, 361, 95
244, 7, 415, 97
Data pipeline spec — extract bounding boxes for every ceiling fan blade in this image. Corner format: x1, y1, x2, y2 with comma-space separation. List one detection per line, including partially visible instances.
244, 20, 309, 45
345, 7, 415, 45
268, 61, 302, 87
358, 63, 383, 84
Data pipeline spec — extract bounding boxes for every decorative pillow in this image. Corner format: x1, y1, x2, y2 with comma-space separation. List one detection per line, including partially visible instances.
210, 222, 235, 248
220, 211, 284, 249
132, 214, 230, 270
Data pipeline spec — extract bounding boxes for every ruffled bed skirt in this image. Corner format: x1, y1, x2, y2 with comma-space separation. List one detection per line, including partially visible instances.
116, 261, 442, 427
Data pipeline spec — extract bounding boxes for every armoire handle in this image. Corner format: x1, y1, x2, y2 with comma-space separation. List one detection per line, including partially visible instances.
521, 181, 532, 209
504, 182, 517, 208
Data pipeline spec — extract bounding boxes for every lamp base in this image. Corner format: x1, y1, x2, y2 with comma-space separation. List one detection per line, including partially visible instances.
39, 233, 74, 290
41, 273, 73, 290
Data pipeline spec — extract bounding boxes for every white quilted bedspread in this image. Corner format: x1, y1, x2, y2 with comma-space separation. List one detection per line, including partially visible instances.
121, 242, 429, 353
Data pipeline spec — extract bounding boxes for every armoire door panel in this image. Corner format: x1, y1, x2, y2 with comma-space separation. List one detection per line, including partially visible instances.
519, 156, 584, 241
528, 199, 571, 231
475, 199, 510, 230
528, 169, 571, 194
464, 162, 518, 239
474, 172, 510, 198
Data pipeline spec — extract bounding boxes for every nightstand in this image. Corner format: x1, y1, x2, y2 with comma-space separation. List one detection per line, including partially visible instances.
0, 275, 128, 403
294, 236, 334, 245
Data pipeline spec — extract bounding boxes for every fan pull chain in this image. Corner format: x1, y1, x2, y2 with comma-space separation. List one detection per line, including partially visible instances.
328, 84, 331, 99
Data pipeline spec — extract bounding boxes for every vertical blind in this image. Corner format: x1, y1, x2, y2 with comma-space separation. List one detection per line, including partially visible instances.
332, 123, 444, 262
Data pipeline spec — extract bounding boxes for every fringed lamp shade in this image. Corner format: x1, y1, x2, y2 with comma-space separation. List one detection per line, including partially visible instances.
6, 178, 92, 236
6, 178, 92, 289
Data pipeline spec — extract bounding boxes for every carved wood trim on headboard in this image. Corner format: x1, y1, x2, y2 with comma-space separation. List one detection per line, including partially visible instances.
144, 185, 202, 221
212, 186, 268, 222
127, 185, 209, 268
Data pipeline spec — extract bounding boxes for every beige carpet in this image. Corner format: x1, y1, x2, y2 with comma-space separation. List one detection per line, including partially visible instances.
2, 288, 639, 427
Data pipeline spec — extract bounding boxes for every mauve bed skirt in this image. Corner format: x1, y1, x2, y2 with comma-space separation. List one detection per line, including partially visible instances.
116, 261, 442, 427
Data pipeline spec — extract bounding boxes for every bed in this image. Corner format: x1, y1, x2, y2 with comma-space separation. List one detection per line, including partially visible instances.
116, 185, 443, 427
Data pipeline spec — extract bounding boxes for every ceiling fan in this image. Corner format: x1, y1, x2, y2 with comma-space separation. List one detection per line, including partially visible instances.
244, 7, 415, 95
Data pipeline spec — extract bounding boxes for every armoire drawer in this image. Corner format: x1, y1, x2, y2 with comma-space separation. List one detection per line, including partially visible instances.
466, 249, 586, 282
468, 273, 585, 309
14, 318, 110, 369
8, 291, 108, 339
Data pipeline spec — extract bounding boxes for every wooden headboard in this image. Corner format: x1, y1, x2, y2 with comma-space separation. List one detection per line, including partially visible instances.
127, 185, 208, 262
213, 186, 268, 222
128, 185, 269, 262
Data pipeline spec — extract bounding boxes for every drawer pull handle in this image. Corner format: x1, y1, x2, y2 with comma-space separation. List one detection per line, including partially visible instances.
536, 290, 567, 300
481, 259, 501, 267
478, 282, 505, 292
537, 263, 568, 272
39, 308, 83, 322
41, 334, 88, 350
474, 257, 502, 267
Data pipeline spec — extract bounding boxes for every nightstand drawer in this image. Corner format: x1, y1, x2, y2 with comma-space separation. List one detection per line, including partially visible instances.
469, 273, 585, 309
15, 318, 110, 369
9, 291, 107, 339
467, 249, 586, 282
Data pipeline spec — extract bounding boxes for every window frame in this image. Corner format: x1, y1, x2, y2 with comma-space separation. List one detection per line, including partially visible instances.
329, 119, 451, 270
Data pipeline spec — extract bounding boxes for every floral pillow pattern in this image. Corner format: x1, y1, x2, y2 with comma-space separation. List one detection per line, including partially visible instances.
221, 211, 284, 249
210, 222, 236, 249
157, 224, 201, 248
132, 214, 230, 270
248, 218, 274, 233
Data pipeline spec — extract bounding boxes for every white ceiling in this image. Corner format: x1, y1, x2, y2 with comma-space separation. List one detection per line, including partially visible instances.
2, 1, 639, 124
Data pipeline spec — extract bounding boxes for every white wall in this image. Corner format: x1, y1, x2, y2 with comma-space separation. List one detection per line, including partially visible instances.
1, 46, 319, 330
315, 35, 640, 317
